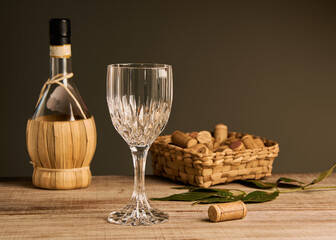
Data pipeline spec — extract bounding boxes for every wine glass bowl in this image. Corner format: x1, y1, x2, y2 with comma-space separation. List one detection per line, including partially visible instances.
106, 63, 173, 226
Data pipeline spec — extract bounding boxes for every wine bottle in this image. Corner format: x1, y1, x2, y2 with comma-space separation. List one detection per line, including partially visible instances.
26, 19, 97, 190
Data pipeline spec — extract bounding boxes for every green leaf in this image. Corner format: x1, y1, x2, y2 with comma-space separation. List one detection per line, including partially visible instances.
197, 196, 242, 204
276, 177, 304, 188
151, 191, 217, 202
243, 180, 277, 189
151, 187, 246, 204
305, 162, 336, 187
225, 189, 247, 196
242, 191, 279, 203
173, 186, 246, 195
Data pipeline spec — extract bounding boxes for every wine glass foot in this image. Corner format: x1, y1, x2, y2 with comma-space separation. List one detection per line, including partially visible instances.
107, 205, 169, 226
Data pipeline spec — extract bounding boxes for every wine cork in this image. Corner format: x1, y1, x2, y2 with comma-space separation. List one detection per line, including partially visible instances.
254, 138, 265, 148
226, 136, 240, 145
189, 132, 198, 139
197, 131, 213, 149
241, 135, 258, 149
197, 131, 212, 143
214, 124, 228, 145
229, 141, 245, 151
204, 141, 214, 149
191, 144, 210, 154
213, 145, 229, 153
208, 201, 247, 222
228, 132, 236, 138
171, 131, 197, 148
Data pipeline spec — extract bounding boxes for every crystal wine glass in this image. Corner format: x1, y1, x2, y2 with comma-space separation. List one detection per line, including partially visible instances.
106, 63, 173, 226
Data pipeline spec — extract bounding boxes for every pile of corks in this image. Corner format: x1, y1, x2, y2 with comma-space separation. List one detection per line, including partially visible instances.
171, 123, 265, 155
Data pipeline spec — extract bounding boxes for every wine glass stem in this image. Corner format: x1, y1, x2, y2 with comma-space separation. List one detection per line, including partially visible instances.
130, 146, 149, 210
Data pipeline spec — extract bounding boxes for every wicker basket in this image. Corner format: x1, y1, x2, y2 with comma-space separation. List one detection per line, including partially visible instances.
150, 132, 279, 188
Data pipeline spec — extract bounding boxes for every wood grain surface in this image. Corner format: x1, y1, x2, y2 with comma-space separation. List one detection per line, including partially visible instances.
0, 174, 335, 239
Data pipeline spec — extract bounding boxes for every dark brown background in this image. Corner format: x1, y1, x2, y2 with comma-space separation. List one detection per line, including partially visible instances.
1, 0, 336, 177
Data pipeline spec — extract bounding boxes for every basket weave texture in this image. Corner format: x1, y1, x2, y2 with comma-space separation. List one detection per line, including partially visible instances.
150, 132, 279, 188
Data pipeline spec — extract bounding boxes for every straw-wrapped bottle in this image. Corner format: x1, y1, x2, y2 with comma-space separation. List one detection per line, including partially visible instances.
26, 19, 96, 189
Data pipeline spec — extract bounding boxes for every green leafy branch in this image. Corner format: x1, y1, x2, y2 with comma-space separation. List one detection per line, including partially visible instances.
151, 162, 336, 204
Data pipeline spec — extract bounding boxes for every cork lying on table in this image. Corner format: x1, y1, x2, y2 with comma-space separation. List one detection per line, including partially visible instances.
208, 201, 247, 222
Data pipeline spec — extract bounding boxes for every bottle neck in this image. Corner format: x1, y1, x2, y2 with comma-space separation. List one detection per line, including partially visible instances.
49, 44, 72, 78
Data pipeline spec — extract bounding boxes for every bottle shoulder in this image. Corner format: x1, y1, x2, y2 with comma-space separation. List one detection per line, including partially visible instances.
32, 77, 91, 121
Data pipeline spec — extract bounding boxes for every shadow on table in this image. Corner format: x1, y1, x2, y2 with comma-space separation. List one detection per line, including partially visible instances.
200, 218, 212, 223
147, 175, 188, 186
0, 177, 35, 189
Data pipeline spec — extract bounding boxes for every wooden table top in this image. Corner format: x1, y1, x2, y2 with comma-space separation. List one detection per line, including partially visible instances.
0, 174, 335, 239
